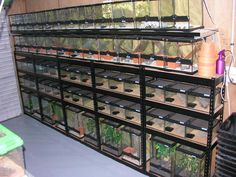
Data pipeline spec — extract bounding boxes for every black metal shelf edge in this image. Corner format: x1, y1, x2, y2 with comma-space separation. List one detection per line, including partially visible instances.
17, 69, 35, 76
61, 79, 93, 91
63, 100, 95, 114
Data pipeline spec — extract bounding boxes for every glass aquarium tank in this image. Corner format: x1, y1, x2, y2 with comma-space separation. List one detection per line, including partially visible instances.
100, 119, 123, 156
99, 37, 116, 62
63, 86, 77, 103
164, 40, 201, 73
140, 39, 165, 68
66, 106, 84, 138
121, 126, 142, 166
23, 76, 36, 90
112, 1, 134, 29
30, 94, 40, 114
0, 124, 25, 177
114, 38, 140, 64
186, 118, 219, 145
187, 86, 221, 113
165, 113, 192, 138
146, 79, 175, 102
82, 38, 99, 60
97, 96, 120, 115
38, 79, 53, 94
67, 7, 79, 29
146, 108, 174, 132
165, 82, 196, 107
110, 100, 135, 120
81, 6, 95, 29
70, 89, 94, 109
41, 97, 53, 118
95, 71, 120, 90
125, 103, 142, 125
83, 113, 98, 147
134, 0, 160, 29
175, 145, 205, 177
94, 3, 113, 29
48, 82, 61, 98
150, 136, 176, 177
21, 90, 32, 112
70, 38, 83, 58
159, 0, 203, 30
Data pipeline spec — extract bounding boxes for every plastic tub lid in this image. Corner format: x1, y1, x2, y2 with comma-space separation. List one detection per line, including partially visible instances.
151, 136, 176, 148
121, 126, 141, 136
123, 75, 140, 84
177, 145, 205, 158
0, 124, 24, 156
147, 79, 175, 89
167, 83, 196, 93
189, 86, 220, 98
167, 113, 192, 125
76, 90, 93, 98
96, 71, 120, 79
98, 96, 120, 104
218, 113, 236, 140
113, 100, 136, 109
82, 112, 95, 119
188, 118, 219, 132
65, 87, 81, 94
48, 82, 60, 89
101, 119, 121, 128
147, 108, 174, 119
129, 104, 142, 113
66, 106, 82, 113
112, 73, 135, 81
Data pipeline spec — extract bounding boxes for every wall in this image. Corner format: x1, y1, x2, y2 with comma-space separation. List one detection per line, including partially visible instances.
8, 0, 236, 117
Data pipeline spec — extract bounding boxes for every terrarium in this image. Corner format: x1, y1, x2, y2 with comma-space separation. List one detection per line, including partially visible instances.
44, 10, 57, 30
30, 94, 40, 114
150, 136, 176, 177
94, 3, 113, 29
165, 82, 196, 107
146, 79, 175, 102
123, 75, 140, 96
41, 97, 53, 118
159, 0, 203, 30
21, 90, 32, 112
164, 40, 201, 73
23, 76, 36, 90
146, 108, 174, 132
99, 37, 116, 62
70, 38, 83, 58
134, 0, 160, 29
80, 6, 95, 29
165, 113, 192, 138
48, 82, 61, 98
63, 86, 76, 102
67, 8, 80, 29
38, 79, 53, 94
34, 12, 44, 30
66, 106, 85, 138
35, 60, 48, 75
114, 38, 140, 64
112, 1, 134, 29
57, 37, 73, 57
83, 113, 98, 146
175, 145, 205, 177
48, 102, 65, 130
125, 103, 142, 124
187, 86, 221, 113
100, 119, 123, 156
140, 38, 165, 67
121, 126, 142, 166
82, 38, 99, 60
0, 124, 25, 177
55, 9, 69, 30
186, 118, 219, 145
72, 89, 94, 109
95, 71, 120, 90
97, 96, 120, 115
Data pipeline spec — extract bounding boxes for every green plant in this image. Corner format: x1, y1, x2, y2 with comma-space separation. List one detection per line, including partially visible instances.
178, 154, 199, 177
87, 118, 95, 134
102, 124, 122, 145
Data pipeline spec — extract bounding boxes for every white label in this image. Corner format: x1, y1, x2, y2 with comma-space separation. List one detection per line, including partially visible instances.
120, 105, 124, 108
136, 110, 140, 112
135, 81, 139, 84
180, 89, 185, 93
159, 116, 163, 119
105, 101, 109, 104
158, 86, 164, 89
118, 78, 122, 81
204, 94, 210, 97
180, 121, 184, 125
201, 128, 207, 131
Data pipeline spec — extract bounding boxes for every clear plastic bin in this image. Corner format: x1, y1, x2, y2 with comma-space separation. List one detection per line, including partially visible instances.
146, 108, 174, 132
121, 126, 142, 166
175, 145, 205, 177
100, 119, 123, 156
48, 82, 61, 98
125, 104, 142, 124
186, 118, 219, 145
66, 106, 84, 138
146, 79, 175, 102
165, 83, 195, 107
150, 136, 176, 177
0, 124, 25, 177
83, 113, 98, 146
187, 86, 221, 113
97, 96, 120, 115
123, 75, 140, 96
95, 71, 120, 90
165, 113, 192, 138
38, 79, 52, 94
95, 4, 113, 29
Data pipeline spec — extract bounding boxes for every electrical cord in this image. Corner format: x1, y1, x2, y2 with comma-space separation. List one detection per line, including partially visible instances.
203, 0, 216, 25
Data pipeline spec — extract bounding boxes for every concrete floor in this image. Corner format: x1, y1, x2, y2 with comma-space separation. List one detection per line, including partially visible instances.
3, 115, 147, 177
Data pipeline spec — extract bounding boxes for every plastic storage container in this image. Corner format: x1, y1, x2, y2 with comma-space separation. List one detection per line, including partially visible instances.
123, 75, 140, 96
186, 118, 219, 145
97, 96, 120, 115
175, 145, 205, 177
100, 119, 123, 156
94, 3, 113, 29
38, 79, 53, 94
0, 124, 25, 177
146, 79, 175, 102
150, 136, 176, 177
146, 108, 174, 132
95, 71, 120, 90
187, 86, 221, 113
83, 113, 98, 146
165, 113, 192, 138
48, 82, 61, 98
66, 106, 84, 138
121, 126, 142, 166
165, 82, 195, 107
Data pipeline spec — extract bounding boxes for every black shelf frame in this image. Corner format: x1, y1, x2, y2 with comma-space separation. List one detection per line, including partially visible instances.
14, 40, 224, 177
